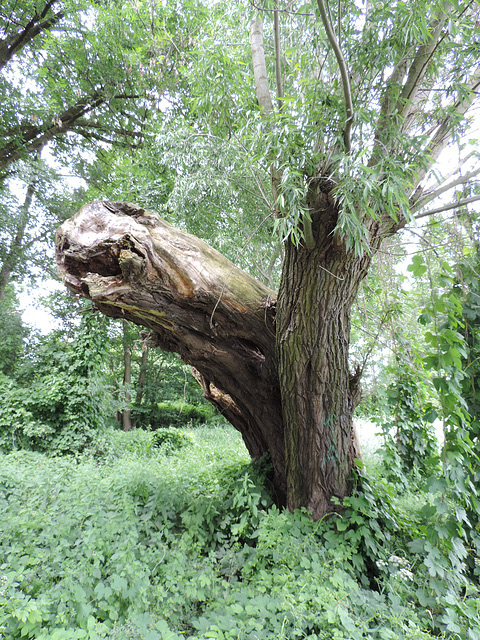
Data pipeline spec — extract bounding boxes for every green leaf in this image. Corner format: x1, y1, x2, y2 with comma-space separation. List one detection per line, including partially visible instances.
407, 254, 427, 277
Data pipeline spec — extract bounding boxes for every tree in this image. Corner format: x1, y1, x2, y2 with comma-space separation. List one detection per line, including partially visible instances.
0, 176, 36, 300
0, 0, 201, 293
0, 0, 193, 175
0, 304, 113, 453
56, 0, 480, 518
0, 285, 28, 376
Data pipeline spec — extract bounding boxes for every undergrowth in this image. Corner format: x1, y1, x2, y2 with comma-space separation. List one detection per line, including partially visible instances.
0, 424, 479, 639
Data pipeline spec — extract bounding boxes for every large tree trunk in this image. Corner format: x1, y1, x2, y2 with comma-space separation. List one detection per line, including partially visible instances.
276, 189, 369, 518
56, 201, 286, 504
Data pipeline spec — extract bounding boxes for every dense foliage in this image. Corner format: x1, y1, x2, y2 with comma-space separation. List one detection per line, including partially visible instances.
0, 307, 111, 453
1, 425, 479, 640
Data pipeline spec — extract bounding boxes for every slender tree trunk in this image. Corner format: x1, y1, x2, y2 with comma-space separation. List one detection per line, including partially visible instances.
135, 344, 148, 405
122, 320, 133, 432
131, 343, 148, 428
0, 181, 35, 300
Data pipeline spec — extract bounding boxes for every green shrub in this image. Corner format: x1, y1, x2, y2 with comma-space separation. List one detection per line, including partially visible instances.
95, 426, 195, 458
152, 426, 194, 453
147, 400, 214, 429
0, 309, 112, 455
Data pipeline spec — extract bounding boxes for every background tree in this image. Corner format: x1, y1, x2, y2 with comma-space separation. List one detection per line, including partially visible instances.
0, 0, 192, 174
0, 285, 28, 376
0, 0, 202, 296
0, 304, 114, 453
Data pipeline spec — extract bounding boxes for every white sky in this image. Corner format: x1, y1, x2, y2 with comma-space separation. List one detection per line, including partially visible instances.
18, 279, 64, 334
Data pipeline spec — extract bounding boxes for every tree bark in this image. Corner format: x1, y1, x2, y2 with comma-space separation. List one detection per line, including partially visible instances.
56, 201, 286, 503
122, 320, 133, 432
276, 188, 368, 518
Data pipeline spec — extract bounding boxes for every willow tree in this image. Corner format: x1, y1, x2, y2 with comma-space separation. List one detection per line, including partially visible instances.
56, 0, 480, 518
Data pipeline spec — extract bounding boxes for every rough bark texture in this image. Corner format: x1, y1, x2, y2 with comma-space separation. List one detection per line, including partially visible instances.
276, 185, 368, 518
56, 201, 286, 503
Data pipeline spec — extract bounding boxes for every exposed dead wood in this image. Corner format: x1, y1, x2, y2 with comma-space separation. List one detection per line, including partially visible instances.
56, 200, 286, 503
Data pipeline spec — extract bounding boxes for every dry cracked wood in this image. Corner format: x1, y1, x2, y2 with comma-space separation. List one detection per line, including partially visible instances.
56, 200, 286, 500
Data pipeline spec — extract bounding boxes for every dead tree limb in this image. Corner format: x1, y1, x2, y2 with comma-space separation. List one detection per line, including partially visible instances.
56, 200, 286, 502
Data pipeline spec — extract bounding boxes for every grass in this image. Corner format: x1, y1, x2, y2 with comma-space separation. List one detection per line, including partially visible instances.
1, 423, 479, 640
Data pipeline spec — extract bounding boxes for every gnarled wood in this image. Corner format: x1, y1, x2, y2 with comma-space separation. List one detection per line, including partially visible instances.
56, 200, 286, 503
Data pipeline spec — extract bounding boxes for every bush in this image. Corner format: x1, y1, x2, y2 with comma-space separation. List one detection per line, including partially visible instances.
146, 400, 214, 430
0, 309, 113, 455
152, 427, 194, 453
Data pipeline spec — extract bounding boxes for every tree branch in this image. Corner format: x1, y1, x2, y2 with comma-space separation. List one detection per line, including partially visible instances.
273, 6, 284, 111
250, 17, 274, 114
413, 64, 480, 189
248, 0, 313, 17
368, 55, 409, 167
0, 92, 106, 171
72, 119, 145, 138
414, 194, 480, 220
0, 1, 63, 70
411, 167, 480, 212
435, 150, 477, 184
250, 17, 286, 220
55, 200, 286, 498
0, 178, 37, 299
315, 0, 353, 154
396, 15, 446, 121
0, 90, 151, 172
